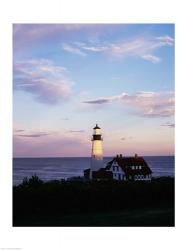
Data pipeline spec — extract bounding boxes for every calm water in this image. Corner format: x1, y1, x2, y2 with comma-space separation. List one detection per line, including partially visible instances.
13, 156, 174, 185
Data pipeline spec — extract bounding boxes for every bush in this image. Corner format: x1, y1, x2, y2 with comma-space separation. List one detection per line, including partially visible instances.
13, 177, 174, 219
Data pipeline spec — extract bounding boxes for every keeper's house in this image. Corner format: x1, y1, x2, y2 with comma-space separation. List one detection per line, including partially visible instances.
84, 154, 152, 181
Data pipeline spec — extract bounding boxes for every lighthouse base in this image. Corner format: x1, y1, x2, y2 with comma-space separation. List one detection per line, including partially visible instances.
90, 157, 103, 179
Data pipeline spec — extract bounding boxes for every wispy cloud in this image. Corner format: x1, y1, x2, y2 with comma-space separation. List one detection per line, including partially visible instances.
16, 132, 51, 138
121, 136, 133, 141
83, 93, 123, 104
14, 129, 25, 133
13, 24, 90, 50
83, 91, 174, 118
62, 43, 87, 56
65, 35, 174, 63
13, 129, 89, 157
14, 24, 174, 63
13, 59, 73, 105
161, 122, 175, 128
13, 24, 114, 52
61, 117, 69, 120
141, 54, 160, 63
68, 130, 85, 133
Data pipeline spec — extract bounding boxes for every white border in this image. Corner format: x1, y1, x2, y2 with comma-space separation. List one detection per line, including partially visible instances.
0, 0, 187, 250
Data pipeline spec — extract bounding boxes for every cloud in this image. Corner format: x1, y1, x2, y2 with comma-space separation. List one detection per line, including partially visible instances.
83, 91, 174, 118
13, 24, 90, 50
141, 54, 160, 63
61, 117, 69, 120
13, 129, 89, 157
13, 24, 114, 52
68, 35, 174, 63
14, 129, 25, 132
83, 93, 126, 104
62, 43, 87, 56
68, 130, 85, 133
13, 59, 72, 105
107, 36, 174, 63
13, 24, 174, 63
84, 98, 111, 104
161, 122, 175, 128
17, 132, 50, 138
81, 45, 107, 52
121, 136, 133, 140
156, 35, 174, 45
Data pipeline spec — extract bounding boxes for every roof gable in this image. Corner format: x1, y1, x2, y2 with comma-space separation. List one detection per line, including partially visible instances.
106, 156, 152, 175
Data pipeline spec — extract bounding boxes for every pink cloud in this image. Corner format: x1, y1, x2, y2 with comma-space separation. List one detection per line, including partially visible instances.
13, 24, 87, 50
14, 59, 72, 104
13, 131, 90, 157
83, 91, 174, 118
13, 24, 113, 51
67, 35, 174, 62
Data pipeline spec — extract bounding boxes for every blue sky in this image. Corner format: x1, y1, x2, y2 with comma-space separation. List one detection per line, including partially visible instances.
13, 24, 174, 157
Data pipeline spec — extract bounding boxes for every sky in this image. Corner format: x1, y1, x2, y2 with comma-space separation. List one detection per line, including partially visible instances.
13, 24, 174, 157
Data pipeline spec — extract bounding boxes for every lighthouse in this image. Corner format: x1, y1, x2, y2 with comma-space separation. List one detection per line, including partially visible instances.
90, 124, 103, 178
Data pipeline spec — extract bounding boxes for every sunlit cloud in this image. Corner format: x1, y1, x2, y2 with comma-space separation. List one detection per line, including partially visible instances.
13, 59, 73, 105
62, 43, 87, 56
141, 54, 160, 63
83, 91, 174, 118
65, 35, 174, 63
13, 24, 174, 63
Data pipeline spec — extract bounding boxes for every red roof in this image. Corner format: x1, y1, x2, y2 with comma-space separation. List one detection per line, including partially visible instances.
106, 156, 152, 176
84, 156, 152, 180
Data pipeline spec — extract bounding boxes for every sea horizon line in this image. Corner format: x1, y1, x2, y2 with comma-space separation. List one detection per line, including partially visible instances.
13, 155, 175, 159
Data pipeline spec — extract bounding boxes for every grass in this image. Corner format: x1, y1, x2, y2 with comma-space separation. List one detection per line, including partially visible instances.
14, 207, 174, 227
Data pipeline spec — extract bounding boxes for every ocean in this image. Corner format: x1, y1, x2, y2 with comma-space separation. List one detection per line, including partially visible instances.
13, 156, 174, 186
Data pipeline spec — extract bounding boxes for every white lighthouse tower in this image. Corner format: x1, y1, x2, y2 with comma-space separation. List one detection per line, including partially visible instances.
90, 124, 103, 178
